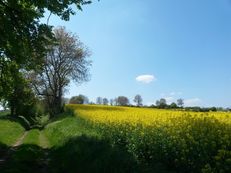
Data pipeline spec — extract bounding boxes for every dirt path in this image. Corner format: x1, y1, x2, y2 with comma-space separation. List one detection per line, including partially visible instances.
0, 130, 51, 172
38, 131, 50, 173
39, 131, 50, 149
12, 131, 28, 147
0, 131, 28, 166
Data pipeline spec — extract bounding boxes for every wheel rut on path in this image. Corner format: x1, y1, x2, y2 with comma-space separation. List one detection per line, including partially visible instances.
0, 131, 28, 165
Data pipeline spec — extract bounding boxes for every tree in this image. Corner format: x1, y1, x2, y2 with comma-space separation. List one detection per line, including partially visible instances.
155, 100, 160, 107
0, 65, 38, 118
0, 0, 92, 117
170, 102, 178, 109
117, 96, 129, 106
96, 97, 103, 105
177, 99, 184, 108
103, 98, 109, 105
156, 98, 167, 109
110, 99, 114, 106
134, 94, 143, 106
0, 0, 91, 67
31, 27, 91, 116
69, 95, 88, 104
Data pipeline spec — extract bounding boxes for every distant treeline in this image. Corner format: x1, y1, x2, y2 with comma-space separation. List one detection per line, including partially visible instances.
149, 105, 230, 112
67, 94, 230, 112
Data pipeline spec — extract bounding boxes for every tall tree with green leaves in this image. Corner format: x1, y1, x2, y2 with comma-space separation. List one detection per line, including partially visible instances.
0, 0, 92, 116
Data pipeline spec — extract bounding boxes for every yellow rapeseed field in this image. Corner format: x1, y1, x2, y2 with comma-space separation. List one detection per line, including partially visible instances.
69, 104, 231, 126
68, 104, 231, 172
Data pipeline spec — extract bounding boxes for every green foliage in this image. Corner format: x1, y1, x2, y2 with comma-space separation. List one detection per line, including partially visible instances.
1, 77, 50, 129
156, 98, 168, 109
0, 0, 91, 66
0, 119, 25, 146
0, 64, 40, 121
0, 0, 92, 123
69, 95, 86, 104
17, 113, 50, 130
9, 78, 37, 117
116, 96, 129, 106
184, 106, 219, 112
32, 114, 50, 129
202, 149, 231, 173
169, 102, 178, 109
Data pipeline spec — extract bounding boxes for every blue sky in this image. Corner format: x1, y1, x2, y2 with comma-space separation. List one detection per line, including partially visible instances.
42, 0, 231, 107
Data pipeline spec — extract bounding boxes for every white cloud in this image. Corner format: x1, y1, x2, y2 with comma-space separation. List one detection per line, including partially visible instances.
136, 74, 156, 84
184, 98, 202, 107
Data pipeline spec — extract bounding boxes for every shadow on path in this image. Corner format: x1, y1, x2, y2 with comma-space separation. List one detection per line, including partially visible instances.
0, 131, 28, 167
0, 135, 138, 173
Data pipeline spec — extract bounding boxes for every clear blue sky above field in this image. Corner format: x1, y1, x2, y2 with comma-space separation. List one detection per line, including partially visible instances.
43, 0, 231, 107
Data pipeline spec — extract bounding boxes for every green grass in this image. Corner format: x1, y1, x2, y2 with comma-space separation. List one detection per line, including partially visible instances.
44, 116, 137, 172
1, 112, 137, 173
44, 116, 99, 147
0, 119, 25, 146
23, 129, 40, 145
22, 130, 50, 148
39, 131, 50, 148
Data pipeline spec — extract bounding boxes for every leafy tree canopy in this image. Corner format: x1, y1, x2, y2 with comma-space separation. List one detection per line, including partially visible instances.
0, 0, 91, 67
0, 0, 92, 117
